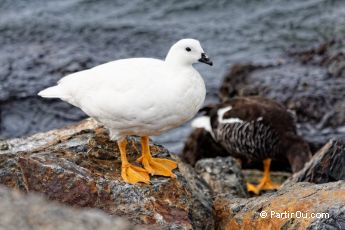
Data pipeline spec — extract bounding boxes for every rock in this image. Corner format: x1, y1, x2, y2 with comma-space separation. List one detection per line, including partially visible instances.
287, 139, 345, 184
219, 41, 345, 151
307, 206, 345, 230
0, 139, 9, 150
0, 119, 213, 229
180, 129, 291, 198
174, 157, 214, 228
0, 185, 132, 230
219, 63, 281, 99
213, 181, 345, 229
179, 133, 344, 229
194, 157, 248, 198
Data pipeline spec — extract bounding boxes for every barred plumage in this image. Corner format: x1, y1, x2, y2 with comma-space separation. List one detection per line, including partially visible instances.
215, 120, 280, 161
192, 96, 311, 173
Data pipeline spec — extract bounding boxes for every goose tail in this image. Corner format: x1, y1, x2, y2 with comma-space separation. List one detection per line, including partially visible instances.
38, 86, 62, 98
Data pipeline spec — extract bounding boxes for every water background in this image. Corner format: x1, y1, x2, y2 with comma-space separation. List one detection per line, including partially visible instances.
1, 0, 345, 152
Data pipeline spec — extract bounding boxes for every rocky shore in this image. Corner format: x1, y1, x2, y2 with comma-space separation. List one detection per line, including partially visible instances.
0, 119, 213, 229
0, 40, 344, 229
0, 117, 344, 229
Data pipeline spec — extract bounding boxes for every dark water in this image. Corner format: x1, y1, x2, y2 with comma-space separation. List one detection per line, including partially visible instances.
1, 0, 345, 152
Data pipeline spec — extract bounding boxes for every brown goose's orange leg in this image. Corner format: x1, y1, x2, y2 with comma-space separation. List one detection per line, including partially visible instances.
118, 138, 150, 184
247, 159, 280, 195
137, 136, 177, 177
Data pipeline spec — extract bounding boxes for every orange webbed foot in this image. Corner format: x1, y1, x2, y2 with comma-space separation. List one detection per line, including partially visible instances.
139, 136, 177, 178
247, 159, 281, 195
121, 163, 150, 184
247, 180, 281, 195
137, 156, 177, 178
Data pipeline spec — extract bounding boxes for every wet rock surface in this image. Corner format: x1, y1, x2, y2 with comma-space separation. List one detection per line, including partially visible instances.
0, 185, 133, 230
0, 119, 213, 229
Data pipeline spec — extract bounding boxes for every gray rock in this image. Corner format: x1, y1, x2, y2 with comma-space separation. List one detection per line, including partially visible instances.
194, 157, 248, 198
214, 181, 345, 229
307, 205, 345, 230
0, 119, 213, 230
174, 157, 215, 230
0, 185, 132, 230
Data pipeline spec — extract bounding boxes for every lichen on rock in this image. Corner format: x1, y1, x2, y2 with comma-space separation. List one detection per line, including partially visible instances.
214, 181, 345, 230
0, 119, 213, 229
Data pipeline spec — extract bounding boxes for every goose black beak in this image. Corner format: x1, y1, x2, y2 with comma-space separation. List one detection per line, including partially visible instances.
198, 53, 213, 66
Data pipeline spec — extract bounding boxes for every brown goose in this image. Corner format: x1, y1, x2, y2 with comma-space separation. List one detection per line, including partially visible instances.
192, 96, 311, 194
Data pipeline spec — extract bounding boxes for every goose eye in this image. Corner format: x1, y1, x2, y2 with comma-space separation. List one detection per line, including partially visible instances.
185, 47, 191, 52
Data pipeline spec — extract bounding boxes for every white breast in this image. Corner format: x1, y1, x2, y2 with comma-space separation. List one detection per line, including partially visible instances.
54, 58, 206, 139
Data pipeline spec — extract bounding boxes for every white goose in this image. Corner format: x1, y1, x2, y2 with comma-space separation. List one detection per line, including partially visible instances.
38, 38, 212, 184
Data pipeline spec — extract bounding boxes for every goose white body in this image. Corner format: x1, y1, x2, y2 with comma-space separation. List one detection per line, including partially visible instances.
39, 39, 209, 140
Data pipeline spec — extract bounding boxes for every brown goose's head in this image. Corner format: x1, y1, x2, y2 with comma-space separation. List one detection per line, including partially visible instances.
284, 134, 312, 173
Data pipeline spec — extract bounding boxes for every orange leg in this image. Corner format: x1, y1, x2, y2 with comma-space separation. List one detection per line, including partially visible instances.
137, 136, 177, 177
247, 159, 280, 195
118, 138, 150, 184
